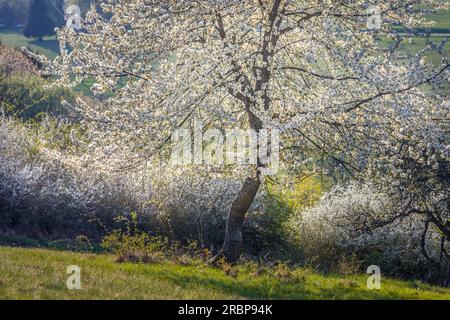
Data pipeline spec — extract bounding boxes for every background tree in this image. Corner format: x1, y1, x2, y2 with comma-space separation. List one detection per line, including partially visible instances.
46, 0, 449, 263
46, 0, 65, 28
0, 0, 31, 28
24, 0, 57, 39
0, 3, 15, 28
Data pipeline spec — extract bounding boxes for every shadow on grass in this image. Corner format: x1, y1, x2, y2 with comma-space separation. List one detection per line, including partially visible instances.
28, 38, 59, 55
0, 234, 102, 253
149, 267, 411, 300
0, 234, 47, 248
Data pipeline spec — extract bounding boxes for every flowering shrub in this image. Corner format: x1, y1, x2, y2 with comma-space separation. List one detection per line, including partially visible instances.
0, 111, 448, 283
291, 182, 448, 282
0, 116, 260, 249
0, 44, 38, 77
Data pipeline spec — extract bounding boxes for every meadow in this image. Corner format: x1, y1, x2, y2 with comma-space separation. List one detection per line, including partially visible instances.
0, 29, 59, 59
1, 246, 450, 300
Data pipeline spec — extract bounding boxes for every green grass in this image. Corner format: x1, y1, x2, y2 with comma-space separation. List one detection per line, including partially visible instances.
0, 29, 98, 96
423, 4, 450, 33
378, 35, 450, 65
0, 246, 449, 300
424, 12, 450, 33
0, 29, 59, 59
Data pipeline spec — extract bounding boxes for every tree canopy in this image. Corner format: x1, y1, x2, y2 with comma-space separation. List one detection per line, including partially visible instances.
44, 0, 450, 263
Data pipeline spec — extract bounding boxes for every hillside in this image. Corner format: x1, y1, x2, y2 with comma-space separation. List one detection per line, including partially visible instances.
0, 1, 450, 302
0, 246, 449, 300
0, 29, 58, 58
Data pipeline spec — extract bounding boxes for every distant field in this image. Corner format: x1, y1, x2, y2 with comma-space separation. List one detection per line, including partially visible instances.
0, 8, 448, 94
0, 29, 59, 59
424, 5, 450, 33
0, 4, 449, 58
0, 246, 449, 300
378, 35, 450, 66
1, 5, 449, 61
1, 31, 449, 74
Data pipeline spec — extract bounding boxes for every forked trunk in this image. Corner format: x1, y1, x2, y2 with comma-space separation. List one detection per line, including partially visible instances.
212, 174, 261, 263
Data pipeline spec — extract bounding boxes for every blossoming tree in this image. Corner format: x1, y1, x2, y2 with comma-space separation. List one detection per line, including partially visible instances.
46, 0, 449, 262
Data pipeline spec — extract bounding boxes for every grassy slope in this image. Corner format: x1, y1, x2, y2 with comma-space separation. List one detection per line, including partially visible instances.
0, 29, 95, 95
0, 29, 59, 59
379, 35, 450, 65
0, 246, 449, 300
424, 5, 450, 32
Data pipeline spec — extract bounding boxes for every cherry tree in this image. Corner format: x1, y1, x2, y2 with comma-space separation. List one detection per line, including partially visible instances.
44, 0, 449, 262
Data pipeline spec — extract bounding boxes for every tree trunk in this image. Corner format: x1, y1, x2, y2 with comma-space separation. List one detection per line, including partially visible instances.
446, 258, 450, 287
212, 106, 263, 264
207, 97, 264, 264
211, 173, 261, 264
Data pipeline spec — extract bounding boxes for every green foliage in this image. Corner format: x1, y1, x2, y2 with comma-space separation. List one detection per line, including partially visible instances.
246, 175, 326, 259
0, 0, 31, 28
0, 73, 75, 119
101, 213, 207, 265
267, 175, 326, 212
102, 231, 169, 264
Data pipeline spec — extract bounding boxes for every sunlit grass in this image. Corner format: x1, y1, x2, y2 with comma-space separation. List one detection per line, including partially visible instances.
0, 246, 449, 300
377, 35, 450, 65
0, 29, 59, 59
